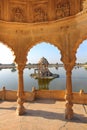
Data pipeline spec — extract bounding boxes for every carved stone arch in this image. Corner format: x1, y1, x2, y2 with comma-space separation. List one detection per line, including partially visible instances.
72, 35, 87, 65
26, 40, 64, 64
0, 39, 16, 64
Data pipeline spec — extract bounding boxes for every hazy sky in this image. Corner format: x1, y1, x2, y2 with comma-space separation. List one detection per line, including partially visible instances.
27, 42, 61, 63
76, 40, 87, 63
0, 43, 15, 64
0, 40, 87, 64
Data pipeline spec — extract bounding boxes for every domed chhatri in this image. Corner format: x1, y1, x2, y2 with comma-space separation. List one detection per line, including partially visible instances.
31, 57, 59, 79
38, 57, 49, 65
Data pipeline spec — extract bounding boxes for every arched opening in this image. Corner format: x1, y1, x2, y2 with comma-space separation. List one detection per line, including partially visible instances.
0, 42, 18, 90
72, 40, 87, 92
24, 42, 66, 91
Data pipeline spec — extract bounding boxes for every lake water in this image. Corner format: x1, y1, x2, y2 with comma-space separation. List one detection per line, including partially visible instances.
0, 67, 87, 92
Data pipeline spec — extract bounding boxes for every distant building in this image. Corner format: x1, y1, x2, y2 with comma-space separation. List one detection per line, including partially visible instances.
31, 57, 59, 79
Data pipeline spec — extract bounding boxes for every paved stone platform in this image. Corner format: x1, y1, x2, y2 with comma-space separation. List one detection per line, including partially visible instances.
0, 99, 87, 130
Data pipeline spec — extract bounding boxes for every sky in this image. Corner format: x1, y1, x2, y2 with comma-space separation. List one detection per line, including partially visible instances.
0, 41, 87, 64
0, 43, 15, 64
27, 42, 61, 63
76, 40, 87, 63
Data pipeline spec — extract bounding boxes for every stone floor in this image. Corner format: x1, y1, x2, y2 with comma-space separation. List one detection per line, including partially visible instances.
0, 99, 87, 130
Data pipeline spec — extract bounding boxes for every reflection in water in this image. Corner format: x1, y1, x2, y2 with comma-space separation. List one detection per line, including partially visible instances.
0, 68, 2, 71
0, 67, 17, 72
37, 78, 53, 90
0, 69, 18, 90
11, 68, 16, 72
55, 67, 58, 70
0, 67, 87, 92
84, 67, 87, 70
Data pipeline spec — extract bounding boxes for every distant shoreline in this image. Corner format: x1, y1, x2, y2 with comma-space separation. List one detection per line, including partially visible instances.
0, 63, 87, 69
0, 63, 62, 69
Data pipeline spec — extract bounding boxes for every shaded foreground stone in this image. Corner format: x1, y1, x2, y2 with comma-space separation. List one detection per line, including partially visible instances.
0, 99, 87, 130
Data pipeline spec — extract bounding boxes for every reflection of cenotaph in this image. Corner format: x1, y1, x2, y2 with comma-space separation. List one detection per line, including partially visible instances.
38, 78, 53, 90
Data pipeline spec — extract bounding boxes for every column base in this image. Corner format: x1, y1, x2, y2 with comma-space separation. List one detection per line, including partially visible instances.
65, 109, 73, 120
16, 105, 25, 116
65, 101, 73, 120
16, 97, 25, 116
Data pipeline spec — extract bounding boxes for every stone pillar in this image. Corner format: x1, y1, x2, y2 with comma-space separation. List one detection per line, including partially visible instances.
65, 69, 73, 119
16, 64, 25, 115
2, 86, 6, 100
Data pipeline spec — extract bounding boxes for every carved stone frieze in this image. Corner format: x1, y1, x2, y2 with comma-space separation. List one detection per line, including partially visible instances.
0, 0, 84, 23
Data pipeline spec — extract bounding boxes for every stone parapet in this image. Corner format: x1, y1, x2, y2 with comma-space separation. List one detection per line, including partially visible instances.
0, 88, 87, 104
35, 90, 65, 100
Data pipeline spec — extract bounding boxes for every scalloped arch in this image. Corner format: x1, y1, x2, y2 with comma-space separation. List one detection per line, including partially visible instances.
73, 36, 87, 63
26, 40, 63, 64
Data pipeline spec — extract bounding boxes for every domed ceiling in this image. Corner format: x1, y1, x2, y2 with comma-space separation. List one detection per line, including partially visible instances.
0, 0, 85, 23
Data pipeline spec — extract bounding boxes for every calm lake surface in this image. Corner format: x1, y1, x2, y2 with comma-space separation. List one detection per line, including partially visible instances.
0, 67, 87, 92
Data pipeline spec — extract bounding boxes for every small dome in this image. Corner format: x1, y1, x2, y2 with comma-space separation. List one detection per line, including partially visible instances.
38, 57, 49, 65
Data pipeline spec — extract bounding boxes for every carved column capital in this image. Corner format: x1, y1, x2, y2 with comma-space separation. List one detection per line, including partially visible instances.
17, 63, 25, 72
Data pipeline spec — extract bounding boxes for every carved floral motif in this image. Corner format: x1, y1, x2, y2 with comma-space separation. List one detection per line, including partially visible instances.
11, 7, 25, 22
55, 0, 70, 19
33, 3, 48, 22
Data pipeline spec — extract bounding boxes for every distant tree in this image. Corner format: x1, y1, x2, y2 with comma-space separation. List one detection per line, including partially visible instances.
11, 63, 15, 66
0, 68, 2, 71
11, 68, 16, 72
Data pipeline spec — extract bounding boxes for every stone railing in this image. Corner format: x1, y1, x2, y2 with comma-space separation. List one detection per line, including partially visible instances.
72, 89, 87, 104
0, 87, 35, 101
35, 89, 65, 100
0, 87, 87, 104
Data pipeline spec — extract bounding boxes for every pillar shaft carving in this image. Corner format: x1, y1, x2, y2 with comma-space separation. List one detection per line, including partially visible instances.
17, 64, 25, 97
66, 70, 72, 94
16, 64, 25, 115
65, 69, 73, 119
